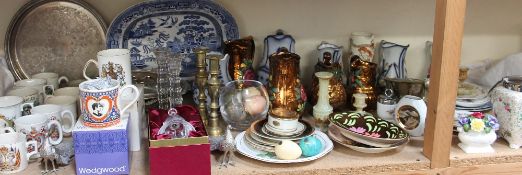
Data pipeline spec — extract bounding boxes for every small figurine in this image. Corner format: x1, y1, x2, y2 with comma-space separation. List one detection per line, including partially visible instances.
158, 109, 195, 138
218, 125, 235, 168
40, 129, 60, 175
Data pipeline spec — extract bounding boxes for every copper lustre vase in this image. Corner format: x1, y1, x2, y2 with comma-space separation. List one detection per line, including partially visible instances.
224, 36, 256, 81
310, 42, 347, 109
348, 55, 378, 110
267, 48, 307, 116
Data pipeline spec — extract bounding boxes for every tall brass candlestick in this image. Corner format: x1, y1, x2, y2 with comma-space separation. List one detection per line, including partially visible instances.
195, 47, 208, 125
207, 54, 224, 137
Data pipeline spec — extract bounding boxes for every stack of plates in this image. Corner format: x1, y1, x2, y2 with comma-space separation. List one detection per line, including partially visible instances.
328, 111, 410, 152
242, 119, 314, 153
456, 82, 491, 112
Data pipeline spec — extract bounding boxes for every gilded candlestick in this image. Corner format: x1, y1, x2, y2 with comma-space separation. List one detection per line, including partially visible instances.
195, 47, 208, 125
207, 54, 224, 137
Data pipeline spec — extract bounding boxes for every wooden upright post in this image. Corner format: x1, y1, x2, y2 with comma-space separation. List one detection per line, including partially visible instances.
423, 0, 467, 169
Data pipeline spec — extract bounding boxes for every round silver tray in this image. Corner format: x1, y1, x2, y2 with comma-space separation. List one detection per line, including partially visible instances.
5, 0, 106, 80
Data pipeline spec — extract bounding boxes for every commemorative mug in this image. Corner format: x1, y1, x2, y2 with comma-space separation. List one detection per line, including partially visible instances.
13, 114, 63, 158
32, 72, 69, 90
83, 49, 132, 88
31, 104, 75, 135
0, 132, 38, 174
0, 96, 23, 128
6, 87, 40, 107
79, 79, 139, 128
54, 87, 81, 115
13, 78, 49, 103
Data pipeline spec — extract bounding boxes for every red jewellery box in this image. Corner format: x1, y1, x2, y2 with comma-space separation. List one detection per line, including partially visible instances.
148, 106, 210, 175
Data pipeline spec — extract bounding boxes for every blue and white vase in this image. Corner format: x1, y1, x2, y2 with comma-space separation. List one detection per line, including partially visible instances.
257, 30, 295, 85
378, 40, 410, 86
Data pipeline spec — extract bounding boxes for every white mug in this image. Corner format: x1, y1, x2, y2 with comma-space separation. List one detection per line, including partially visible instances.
0, 96, 23, 128
32, 72, 69, 90
0, 132, 38, 174
6, 87, 41, 107
13, 114, 63, 158
83, 49, 132, 88
0, 127, 15, 134
30, 104, 74, 134
54, 87, 81, 115
45, 96, 78, 121
13, 79, 49, 103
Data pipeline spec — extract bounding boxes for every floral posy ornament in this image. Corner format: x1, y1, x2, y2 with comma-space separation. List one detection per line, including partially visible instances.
456, 112, 499, 153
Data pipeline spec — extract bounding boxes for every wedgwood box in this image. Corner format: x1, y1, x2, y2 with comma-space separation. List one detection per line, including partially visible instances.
73, 117, 130, 175
148, 113, 210, 175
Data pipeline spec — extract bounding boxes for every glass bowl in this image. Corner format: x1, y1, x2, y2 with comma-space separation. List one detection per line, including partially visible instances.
220, 80, 269, 130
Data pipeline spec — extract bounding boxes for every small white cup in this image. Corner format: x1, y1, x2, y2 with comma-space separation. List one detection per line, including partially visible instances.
0, 132, 38, 174
13, 78, 49, 101
45, 96, 78, 121
13, 114, 63, 158
0, 96, 23, 128
54, 87, 81, 116
30, 104, 74, 135
32, 72, 69, 90
6, 87, 41, 107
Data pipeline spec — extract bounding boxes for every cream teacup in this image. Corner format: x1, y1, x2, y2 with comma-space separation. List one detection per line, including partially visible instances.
13, 79, 49, 100
0, 132, 38, 174
32, 72, 68, 90
54, 87, 81, 115
6, 87, 41, 107
45, 96, 78, 121
31, 104, 74, 135
0, 96, 23, 128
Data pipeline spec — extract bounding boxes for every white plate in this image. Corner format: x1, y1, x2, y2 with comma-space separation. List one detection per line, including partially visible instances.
235, 130, 333, 163
456, 96, 490, 107
457, 82, 488, 100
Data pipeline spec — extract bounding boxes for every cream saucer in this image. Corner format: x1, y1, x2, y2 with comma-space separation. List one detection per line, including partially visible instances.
250, 119, 314, 141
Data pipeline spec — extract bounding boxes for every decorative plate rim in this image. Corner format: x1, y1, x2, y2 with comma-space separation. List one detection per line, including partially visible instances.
329, 112, 409, 142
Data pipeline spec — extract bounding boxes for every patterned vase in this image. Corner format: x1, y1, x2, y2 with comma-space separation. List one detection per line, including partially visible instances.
267, 48, 306, 117
257, 31, 295, 85
224, 36, 256, 81
378, 40, 410, 87
350, 32, 375, 62
347, 56, 378, 110
492, 86, 522, 149
310, 42, 347, 109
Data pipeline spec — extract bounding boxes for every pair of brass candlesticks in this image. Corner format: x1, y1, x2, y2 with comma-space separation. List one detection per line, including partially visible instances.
195, 47, 225, 138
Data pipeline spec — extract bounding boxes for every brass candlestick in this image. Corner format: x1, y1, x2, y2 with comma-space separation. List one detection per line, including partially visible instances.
207, 54, 224, 137
195, 47, 208, 125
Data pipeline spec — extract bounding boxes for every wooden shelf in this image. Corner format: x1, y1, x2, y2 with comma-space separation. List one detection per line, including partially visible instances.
450, 136, 522, 167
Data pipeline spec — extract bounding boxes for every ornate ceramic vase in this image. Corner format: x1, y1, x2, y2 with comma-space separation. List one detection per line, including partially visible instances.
267, 48, 306, 116
348, 56, 378, 110
257, 30, 295, 85
491, 86, 522, 149
313, 72, 334, 132
311, 42, 347, 109
350, 32, 375, 62
457, 130, 496, 153
224, 36, 256, 81
378, 40, 410, 87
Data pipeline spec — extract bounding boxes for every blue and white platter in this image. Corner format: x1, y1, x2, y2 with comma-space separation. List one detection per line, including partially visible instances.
107, 0, 239, 77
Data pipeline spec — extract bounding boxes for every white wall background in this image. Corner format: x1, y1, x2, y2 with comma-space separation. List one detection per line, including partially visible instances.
0, 0, 520, 86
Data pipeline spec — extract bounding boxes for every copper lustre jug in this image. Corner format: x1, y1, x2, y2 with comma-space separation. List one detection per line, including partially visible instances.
310, 42, 347, 109
267, 47, 307, 116
224, 36, 256, 81
348, 55, 378, 110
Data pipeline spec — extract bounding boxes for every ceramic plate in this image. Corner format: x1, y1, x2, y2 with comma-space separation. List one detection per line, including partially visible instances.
244, 132, 275, 152
457, 82, 487, 100
328, 125, 408, 154
329, 111, 409, 147
107, 0, 239, 77
5, 0, 106, 80
456, 96, 490, 108
250, 119, 314, 141
455, 102, 492, 112
236, 131, 333, 163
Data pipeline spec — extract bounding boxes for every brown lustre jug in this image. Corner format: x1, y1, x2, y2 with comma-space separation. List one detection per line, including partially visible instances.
310, 42, 347, 109
348, 55, 378, 110
268, 48, 307, 116
224, 36, 256, 81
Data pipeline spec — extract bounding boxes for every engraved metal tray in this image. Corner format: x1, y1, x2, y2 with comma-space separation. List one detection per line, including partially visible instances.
5, 0, 106, 80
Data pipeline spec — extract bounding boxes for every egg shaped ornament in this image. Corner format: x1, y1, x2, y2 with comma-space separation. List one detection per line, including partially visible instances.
299, 136, 323, 157
275, 140, 302, 160
394, 95, 427, 137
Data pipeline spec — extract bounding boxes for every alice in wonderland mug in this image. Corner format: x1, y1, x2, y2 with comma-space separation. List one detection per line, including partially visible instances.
13, 114, 63, 157
79, 79, 139, 128
83, 49, 132, 87
0, 96, 23, 128
0, 132, 38, 174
